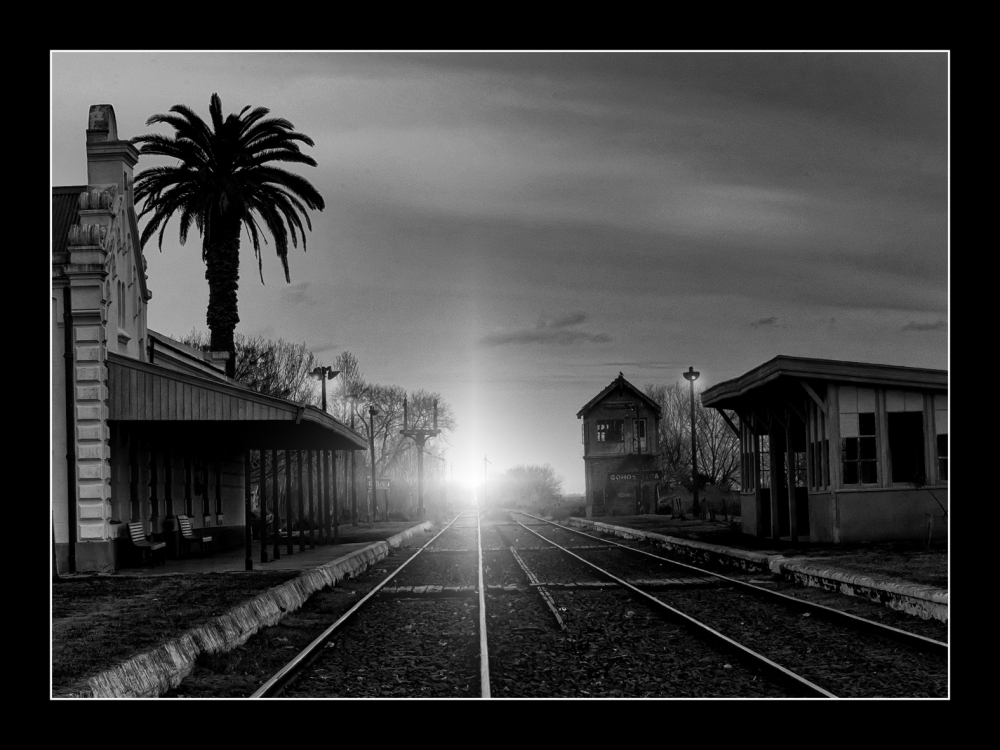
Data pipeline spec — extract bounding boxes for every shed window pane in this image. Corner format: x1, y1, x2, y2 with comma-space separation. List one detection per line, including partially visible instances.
840, 413, 858, 438
888, 411, 926, 484
843, 461, 858, 485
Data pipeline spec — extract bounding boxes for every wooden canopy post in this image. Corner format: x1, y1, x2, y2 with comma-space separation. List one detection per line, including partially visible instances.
308, 451, 315, 549
272, 449, 280, 561
325, 450, 333, 544
297, 449, 305, 553
332, 451, 339, 544
260, 450, 268, 564
244, 448, 253, 571
786, 410, 798, 543
769, 416, 782, 540
285, 449, 293, 556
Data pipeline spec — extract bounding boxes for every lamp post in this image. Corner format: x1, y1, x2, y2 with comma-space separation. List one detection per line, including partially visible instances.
684, 366, 701, 517
309, 366, 339, 412
367, 404, 379, 523
346, 394, 358, 524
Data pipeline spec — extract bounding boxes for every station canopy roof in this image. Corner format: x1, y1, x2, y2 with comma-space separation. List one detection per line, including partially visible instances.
106, 352, 367, 451
701, 355, 948, 412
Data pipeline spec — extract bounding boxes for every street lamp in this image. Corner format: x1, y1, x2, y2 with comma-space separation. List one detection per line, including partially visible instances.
367, 404, 379, 523
684, 366, 701, 517
309, 366, 339, 412
345, 394, 358, 524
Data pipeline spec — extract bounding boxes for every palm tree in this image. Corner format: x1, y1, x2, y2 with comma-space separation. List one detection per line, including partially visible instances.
131, 93, 325, 377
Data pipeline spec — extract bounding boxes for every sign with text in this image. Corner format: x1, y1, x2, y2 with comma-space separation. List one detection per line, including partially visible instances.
604, 401, 637, 410
366, 477, 391, 491
610, 470, 662, 485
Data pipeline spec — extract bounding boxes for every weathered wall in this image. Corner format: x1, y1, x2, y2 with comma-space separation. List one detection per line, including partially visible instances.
837, 488, 948, 543
809, 488, 948, 544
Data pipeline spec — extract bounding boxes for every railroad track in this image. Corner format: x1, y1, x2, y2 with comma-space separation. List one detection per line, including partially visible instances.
251, 510, 491, 698
503, 511, 947, 698
168, 510, 944, 698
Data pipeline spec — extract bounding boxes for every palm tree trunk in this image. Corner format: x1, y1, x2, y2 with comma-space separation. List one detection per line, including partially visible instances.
205, 211, 242, 378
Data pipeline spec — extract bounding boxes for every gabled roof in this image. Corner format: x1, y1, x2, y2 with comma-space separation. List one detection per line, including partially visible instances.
701, 355, 948, 409
577, 372, 662, 418
52, 186, 86, 255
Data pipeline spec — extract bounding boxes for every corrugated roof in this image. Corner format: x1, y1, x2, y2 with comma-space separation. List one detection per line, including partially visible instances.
52, 186, 85, 255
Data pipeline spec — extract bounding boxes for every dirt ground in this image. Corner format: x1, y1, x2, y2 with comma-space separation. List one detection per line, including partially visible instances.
52, 571, 301, 693
51, 513, 947, 695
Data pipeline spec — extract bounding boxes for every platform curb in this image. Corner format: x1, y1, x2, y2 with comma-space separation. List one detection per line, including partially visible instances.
566, 517, 948, 623
54, 521, 432, 698
770, 556, 948, 622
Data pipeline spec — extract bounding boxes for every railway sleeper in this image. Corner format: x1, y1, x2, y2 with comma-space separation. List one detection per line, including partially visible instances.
527, 577, 725, 590
379, 584, 527, 598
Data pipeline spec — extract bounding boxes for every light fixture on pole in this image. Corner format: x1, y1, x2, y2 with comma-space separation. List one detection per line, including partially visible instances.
683, 366, 701, 517
309, 366, 339, 412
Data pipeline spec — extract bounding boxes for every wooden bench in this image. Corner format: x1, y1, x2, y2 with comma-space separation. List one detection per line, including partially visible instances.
177, 514, 213, 557
127, 521, 166, 566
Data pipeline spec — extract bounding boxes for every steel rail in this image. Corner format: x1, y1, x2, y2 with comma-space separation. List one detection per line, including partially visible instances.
251, 511, 470, 698
477, 507, 491, 698
515, 511, 947, 656
512, 518, 836, 698
494, 524, 567, 631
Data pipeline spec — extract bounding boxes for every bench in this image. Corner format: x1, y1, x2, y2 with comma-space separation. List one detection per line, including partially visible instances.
127, 521, 166, 566
177, 514, 213, 557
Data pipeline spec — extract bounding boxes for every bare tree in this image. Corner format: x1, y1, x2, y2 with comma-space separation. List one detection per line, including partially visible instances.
181, 330, 320, 404
644, 382, 741, 492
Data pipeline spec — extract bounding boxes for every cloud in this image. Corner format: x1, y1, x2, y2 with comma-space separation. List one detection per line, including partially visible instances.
479, 311, 611, 347
750, 316, 778, 329
280, 282, 315, 307
901, 320, 947, 332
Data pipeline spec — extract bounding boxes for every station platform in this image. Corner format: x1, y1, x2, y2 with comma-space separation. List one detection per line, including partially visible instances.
57, 519, 434, 698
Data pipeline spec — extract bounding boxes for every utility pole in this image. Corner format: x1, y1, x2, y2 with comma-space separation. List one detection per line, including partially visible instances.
400, 397, 440, 518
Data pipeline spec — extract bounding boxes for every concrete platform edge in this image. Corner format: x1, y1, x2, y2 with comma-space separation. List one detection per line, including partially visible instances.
566, 517, 948, 623
54, 520, 433, 698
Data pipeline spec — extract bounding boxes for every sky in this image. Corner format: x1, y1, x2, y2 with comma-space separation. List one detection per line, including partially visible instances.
51, 51, 949, 494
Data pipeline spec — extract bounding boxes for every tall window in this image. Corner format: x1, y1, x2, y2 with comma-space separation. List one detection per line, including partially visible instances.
740, 421, 755, 492
632, 418, 647, 452
596, 420, 623, 443
935, 394, 948, 482
759, 435, 770, 489
888, 412, 925, 484
886, 389, 926, 484
840, 386, 877, 485
118, 280, 126, 328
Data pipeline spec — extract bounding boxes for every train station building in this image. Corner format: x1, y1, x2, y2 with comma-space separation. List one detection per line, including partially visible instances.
700, 356, 948, 544
578, 373, 663, 517
52, 104, 366, 573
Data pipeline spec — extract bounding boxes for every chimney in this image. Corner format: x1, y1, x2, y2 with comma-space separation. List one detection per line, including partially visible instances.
86, 105, 139, 205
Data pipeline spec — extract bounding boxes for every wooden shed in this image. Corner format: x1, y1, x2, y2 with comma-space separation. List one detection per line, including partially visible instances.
700, 356, 948, 544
